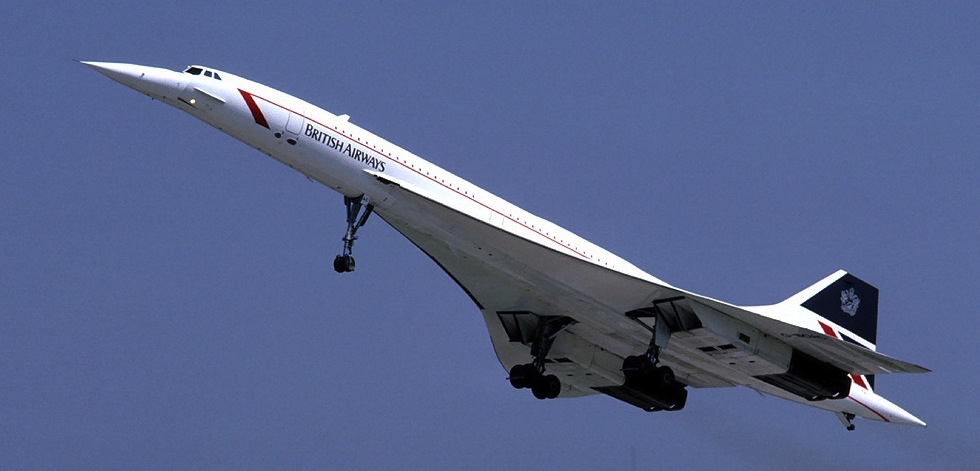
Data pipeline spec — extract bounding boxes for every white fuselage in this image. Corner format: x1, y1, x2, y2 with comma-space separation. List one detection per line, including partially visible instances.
228, 83, 652, 279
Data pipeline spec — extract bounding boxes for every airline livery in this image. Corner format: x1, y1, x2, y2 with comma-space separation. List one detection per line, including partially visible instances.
84, 61, 928, 430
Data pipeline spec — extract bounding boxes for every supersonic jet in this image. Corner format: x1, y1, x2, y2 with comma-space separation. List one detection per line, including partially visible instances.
83, 61, 928, 431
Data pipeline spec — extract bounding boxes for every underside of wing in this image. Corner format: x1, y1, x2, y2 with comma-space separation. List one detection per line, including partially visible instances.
686, 295, 930, 376
777, 324, 930, 375
369, 173, 738, 400
365, 171, 927, 412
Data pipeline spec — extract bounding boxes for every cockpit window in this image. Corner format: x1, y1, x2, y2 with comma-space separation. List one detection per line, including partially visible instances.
183, 66, 222, 80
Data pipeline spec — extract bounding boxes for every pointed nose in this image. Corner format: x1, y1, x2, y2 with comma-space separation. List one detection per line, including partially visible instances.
82, 61, 183, 101
81, 61, 146, 88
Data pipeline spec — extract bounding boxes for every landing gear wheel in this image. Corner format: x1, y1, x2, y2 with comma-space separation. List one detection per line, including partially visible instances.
544, 374, 561, 399
619, 354, 688, 412
623, 355, 656, 386
837, 412, 857, 431
333, 195, 373, 274
531, 375, 561, 400
333, 254, 355, 273
509, 364, 535, 389
654, 365, 675, 387
622, 355, 645, 375
531, 381, 549, 400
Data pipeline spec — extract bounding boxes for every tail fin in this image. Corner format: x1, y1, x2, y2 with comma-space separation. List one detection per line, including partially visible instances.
794, 270, 879, 347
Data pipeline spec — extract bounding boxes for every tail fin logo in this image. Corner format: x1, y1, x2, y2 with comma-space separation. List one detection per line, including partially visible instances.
840, 288, 860, 316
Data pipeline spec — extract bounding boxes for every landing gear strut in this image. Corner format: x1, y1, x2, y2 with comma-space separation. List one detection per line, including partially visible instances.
623, 308, 671, 383
333, 195, 373, 273
836, 412, 857, 431
506, 316, 575, 400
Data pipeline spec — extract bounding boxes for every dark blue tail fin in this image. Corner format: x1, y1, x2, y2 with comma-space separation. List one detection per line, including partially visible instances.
800, 271, 879, 346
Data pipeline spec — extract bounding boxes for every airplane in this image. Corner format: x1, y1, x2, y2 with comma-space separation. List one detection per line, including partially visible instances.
82, 61, 928, 431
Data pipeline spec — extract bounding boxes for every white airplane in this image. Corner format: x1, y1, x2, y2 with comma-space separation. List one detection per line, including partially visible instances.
83, 61, 928, 430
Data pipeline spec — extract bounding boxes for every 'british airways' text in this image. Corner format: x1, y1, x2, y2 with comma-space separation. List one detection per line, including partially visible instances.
304, 124, 386, 172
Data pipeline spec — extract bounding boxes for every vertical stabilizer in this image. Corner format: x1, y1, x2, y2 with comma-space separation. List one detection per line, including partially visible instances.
797, 271, 879, 347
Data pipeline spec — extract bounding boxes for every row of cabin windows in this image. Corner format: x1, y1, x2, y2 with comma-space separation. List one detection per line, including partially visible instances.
183, 66, 221, 80
336, 122, 598, 260
336, 123, 599, 263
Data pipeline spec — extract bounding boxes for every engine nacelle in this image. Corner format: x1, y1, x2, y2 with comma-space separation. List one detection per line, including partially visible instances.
756, 350, 852, 401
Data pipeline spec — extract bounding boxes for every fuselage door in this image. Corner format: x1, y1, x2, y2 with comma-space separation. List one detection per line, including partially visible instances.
284, 101, 306, 137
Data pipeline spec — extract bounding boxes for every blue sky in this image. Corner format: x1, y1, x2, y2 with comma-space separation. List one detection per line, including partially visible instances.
1, 2, 977, 469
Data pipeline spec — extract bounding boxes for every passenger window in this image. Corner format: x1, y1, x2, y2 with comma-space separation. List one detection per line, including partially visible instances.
204, 70, 213, 78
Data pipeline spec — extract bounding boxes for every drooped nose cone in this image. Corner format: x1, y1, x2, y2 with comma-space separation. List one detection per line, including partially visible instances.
82, 61, 183, 101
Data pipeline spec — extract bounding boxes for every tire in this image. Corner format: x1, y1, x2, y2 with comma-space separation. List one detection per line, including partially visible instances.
622, 355, 644, 374
509, 364, 531, 389
622, 355, 645, 386
333, 255, 354, 273
531, 380, 550, 400
655, 366, 675, 387
544, 374, 561, 399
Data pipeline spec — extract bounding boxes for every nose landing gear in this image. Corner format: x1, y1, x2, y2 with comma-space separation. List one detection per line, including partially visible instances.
334, 195, 373, 273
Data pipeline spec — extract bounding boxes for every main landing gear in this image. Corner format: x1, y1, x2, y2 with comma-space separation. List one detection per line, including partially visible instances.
618, 307, 688, 411
509, 364, 561, 400
620, 345, 688, 411
506, 316, 575, 400
333, 195, 373, 273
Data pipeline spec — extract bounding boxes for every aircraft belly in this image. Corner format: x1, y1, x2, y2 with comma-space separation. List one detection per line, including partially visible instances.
374, 186, 801, 393
366, 162, 920, 419
376, 205, 742, 396
375, 185, 675, 331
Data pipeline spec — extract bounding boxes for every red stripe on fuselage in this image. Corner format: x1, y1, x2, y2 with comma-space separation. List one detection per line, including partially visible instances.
239, 89, 270, 129
849, 396, 889, 422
